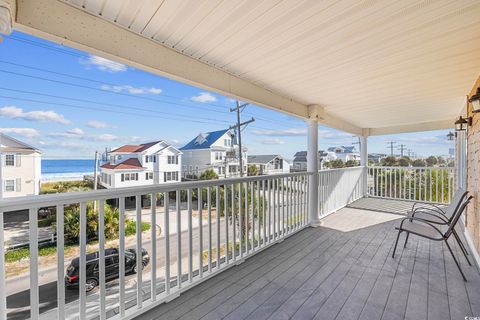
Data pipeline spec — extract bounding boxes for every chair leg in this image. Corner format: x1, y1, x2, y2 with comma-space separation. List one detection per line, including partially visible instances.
392, 230, 402, 258
452, 229, 471, 266
445, 239, 467, 282
403, 232, 410, 248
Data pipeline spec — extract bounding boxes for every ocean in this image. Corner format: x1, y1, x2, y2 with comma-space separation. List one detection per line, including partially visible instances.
41, 159, 98, 181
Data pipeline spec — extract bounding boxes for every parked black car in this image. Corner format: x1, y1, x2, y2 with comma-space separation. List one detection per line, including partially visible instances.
65, 247, 149, 292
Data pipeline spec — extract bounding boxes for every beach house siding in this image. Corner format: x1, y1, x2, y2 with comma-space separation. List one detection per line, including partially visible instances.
0, 134, 41, 198
466, 75, 480, 259
99, 141, 181, 188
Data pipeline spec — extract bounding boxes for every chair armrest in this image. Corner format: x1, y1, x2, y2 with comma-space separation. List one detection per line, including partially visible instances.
410, 209, 449, 223
411, 201, 446, 213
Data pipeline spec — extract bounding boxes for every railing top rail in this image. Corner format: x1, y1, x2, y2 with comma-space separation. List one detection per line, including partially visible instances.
368, 166, 455, 170
318, 166, 366, 173
0, 171, 313, 211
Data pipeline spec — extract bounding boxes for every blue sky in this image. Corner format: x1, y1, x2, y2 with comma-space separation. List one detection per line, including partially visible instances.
0, 31, 455, 160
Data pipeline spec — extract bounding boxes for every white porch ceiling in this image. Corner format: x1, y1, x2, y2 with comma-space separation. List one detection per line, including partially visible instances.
9, 0, 480, 134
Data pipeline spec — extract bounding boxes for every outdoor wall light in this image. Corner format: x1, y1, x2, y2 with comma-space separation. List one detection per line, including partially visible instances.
469, 88, 480, 113
454, 116, 472, 131
446, 131, 455, 141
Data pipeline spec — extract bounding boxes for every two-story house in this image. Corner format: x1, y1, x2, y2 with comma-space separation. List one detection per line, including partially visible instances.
247, 155, 290, 175
180, 129, 247, 179
292, 150, 335, 171
0, 133, 41, 198
99, 140, 182, 189
327, 146, 361, 162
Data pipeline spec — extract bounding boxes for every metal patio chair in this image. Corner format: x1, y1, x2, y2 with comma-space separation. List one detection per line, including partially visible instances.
407, 189, 471, 265
392, 196, 473, 281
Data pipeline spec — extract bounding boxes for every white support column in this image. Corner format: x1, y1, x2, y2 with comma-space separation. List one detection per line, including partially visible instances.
307, 105, 322, 227
359, 135, 368, 196
456, 130, 467, 189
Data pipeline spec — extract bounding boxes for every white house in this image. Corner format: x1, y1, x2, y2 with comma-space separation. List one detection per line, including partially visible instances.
99, 140, 182, 189
0, 133, 41, 198
292, 150, 336, 171
327, 146, 361, 162
247, 155, 289, 175
180, 129, 247, 179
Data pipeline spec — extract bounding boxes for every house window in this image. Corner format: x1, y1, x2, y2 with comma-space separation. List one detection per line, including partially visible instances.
168, 155, 178, 164
4, 154, 15, 166
5, 179, 15, 192
129, 173, 138, 181
215, 152, 223, 161
189, 165, 193, 172
224, 139, 231, 147
146, 172, 153, 180
164, 171, 178, 181
124, 173, 130, 181
108, 174, 111, 185
146, 155, 156, 163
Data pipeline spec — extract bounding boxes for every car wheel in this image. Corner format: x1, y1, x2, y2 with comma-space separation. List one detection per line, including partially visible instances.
85, 278, 98, 292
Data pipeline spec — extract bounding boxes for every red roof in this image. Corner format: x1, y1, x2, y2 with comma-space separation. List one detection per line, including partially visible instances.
101, 158, 145, 170
112, 141, 161, 153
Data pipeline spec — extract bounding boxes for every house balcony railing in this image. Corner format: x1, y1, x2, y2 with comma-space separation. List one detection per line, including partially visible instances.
0, 172, 310, 320
367, 166, 456, 204
0, 166, 457, 319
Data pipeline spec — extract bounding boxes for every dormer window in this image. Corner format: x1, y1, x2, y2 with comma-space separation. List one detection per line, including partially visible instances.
224, 139, 231, 147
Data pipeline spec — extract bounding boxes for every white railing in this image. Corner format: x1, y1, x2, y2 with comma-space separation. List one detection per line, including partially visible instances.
0, 172, 310, 320
367, 166, 455, 204
318, 166, 367, 217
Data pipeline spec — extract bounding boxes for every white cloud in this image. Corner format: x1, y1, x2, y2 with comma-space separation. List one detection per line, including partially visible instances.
191, 92, 217, 103
0, 106, 70, 124
67, 128, 84, 136
259, 138, 286, 145
81, 54, 127, 73
86, 134, 118, 142
101, 85, 162, 95
252, 128, 307, 136
86, 120, 108, 129
0, 128, 40, 138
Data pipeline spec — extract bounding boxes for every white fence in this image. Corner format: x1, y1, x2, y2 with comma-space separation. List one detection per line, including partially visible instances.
367, 166, 455, 204
318, 167, 367, 217
0, 172, 310, 320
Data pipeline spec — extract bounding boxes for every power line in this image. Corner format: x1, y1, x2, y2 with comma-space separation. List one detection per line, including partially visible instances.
386, 141, 396, 156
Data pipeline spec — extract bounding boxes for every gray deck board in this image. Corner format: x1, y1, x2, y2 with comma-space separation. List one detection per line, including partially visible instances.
135, 198, 480, 320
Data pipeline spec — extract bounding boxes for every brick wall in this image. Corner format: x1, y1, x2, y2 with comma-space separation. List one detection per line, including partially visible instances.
466, 76, 480, 256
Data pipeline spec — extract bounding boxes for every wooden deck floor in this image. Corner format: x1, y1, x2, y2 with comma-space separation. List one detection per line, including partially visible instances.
135, 199, 480, 320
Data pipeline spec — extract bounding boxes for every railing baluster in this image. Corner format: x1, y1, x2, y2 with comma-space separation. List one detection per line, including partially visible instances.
441, 169, 445, 203
207, 186, 212, 272
262, 180, 266, 246
448, 169, 452, 203
164, 193, 171, 294
232, 184, 236, 261
413, 169, 417, 201
436, 170, 439, 203
198, 188, 203, 278
56, 205, 65, 320
273, 179, 277, 239
224, 185, 229, 265
268, 179, 272, 241
250, 181, 255, 251
151, 193, 157, 297
135, 195, 142, 308
29, 207, 39, 320
79, 202, 87, 320
98, 200, 106, 319
176, 190, 182, 288
239, 183, 243, 258
119, 197, 126, 317
216, 186, 220, 269
282, 178, 285, 236
257, 180, 261, 248
187, 190, 193, 282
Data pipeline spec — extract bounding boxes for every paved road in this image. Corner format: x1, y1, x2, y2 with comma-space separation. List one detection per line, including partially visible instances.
6, 218, 230, 320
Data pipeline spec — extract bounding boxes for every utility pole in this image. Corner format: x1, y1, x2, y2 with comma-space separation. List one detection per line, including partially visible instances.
94, 151, 99, 190
386, 141, 396, 156
397, 144, 407, 157
0, 134, 3, 199
230, 101, 254, 177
